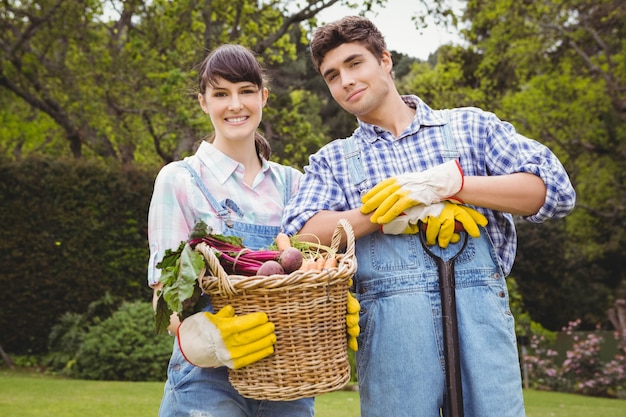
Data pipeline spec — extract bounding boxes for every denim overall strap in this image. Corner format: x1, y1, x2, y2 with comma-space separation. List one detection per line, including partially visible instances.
222, 165, 293, 250
439, 109, 460, 161
341, 137, 368, 195
180, 161, 234, 227
180, 160, 294, 249
341, 110, 458, 192
182, 161, 292, 224
277, 164, 293, 206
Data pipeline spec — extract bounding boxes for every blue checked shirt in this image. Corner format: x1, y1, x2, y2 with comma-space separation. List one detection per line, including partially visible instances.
282, 95, 576, 276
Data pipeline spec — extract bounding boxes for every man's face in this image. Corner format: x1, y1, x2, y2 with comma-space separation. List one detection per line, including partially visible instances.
319, 42, 393, 119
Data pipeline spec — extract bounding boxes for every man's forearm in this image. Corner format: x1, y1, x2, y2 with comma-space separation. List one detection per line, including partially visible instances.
299, 208, 379, 246
457, 173, 546, 216
298, 173, 545, 246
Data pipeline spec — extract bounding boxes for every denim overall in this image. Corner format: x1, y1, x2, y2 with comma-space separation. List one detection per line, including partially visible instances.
158, 162, 314, 417
342, 111, 525, 417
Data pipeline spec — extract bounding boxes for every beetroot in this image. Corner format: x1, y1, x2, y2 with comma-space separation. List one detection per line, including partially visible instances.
278, 247, 304, 273
257, 260, 285, 276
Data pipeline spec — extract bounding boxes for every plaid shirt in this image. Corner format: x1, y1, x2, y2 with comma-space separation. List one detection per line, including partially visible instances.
147, 141, 301, 285
282, 95, 576, 275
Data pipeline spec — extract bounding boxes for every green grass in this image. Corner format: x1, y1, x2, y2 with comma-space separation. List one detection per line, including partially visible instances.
0, 370, 159, 417
524, 390, 626, 417
1, 370, 624, 416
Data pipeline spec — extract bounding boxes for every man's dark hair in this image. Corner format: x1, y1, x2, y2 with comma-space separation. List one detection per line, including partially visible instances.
310, 16, 387, 72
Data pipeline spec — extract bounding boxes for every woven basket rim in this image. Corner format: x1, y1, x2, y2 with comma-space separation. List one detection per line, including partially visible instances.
197, 218, 356, 296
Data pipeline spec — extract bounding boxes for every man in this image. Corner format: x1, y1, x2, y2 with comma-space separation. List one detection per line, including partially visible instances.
282, 16, 576, 417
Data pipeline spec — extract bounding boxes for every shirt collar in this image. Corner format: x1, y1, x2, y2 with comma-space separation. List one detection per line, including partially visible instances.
354, 95, 446, 143
195, 141, 273, 185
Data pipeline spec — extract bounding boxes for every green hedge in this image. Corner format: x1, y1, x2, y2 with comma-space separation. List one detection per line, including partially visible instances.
72, 301, 173, 381
0, 156, 158, 354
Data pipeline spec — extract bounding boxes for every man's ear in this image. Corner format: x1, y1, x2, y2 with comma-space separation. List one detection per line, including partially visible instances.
381, 50, 393, 75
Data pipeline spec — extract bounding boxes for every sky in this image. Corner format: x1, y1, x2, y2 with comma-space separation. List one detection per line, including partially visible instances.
316, 1, 464, 60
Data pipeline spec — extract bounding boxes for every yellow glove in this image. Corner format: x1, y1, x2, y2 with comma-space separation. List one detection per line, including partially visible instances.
361, 160, 464, 224
380, 203, 446, 234
425, 204, 488, 248
178, 305, 276, 369
346, 281, 360, 351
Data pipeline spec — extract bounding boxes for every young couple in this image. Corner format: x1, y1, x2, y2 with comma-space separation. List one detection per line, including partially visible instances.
147, 16, 575, 417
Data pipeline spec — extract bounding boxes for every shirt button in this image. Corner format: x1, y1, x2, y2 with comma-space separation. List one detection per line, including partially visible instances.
359, 286, 367, 294
493, 273, 501, 280
498, 291, 506, 298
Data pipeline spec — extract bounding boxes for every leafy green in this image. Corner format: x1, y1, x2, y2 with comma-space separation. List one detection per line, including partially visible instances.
156, 241, 186, 270
155, 242, 205, 334
207, 231, 245, 248
187, 219, 211, 239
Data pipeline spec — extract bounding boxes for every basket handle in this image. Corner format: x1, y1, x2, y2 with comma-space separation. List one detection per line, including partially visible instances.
194, 242, 237, 297
330, 218, 355, 267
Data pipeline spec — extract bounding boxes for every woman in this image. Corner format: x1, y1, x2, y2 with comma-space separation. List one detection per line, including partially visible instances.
147, 44, 313, 417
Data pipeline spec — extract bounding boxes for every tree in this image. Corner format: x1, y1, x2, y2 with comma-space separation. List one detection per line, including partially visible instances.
460, 0, 626, 327
3, 0, 623, 340
397, 0, 625, 329
397, 45, 486, 108
0, 0, 387, 166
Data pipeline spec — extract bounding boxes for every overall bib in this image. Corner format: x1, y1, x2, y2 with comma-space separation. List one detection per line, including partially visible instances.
342, 111, 525, 417
158, 162, 314, 417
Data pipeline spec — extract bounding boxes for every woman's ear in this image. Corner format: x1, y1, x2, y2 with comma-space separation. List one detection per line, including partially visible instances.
261, 87, 269, 107
198, 93, 209, 113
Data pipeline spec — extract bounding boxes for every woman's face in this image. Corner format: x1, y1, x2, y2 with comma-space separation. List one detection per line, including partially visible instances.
198, 77, 268, 144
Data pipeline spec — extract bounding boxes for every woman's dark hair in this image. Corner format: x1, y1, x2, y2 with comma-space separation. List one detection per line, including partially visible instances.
310, 16, 387, 72
197, 44, 271, 160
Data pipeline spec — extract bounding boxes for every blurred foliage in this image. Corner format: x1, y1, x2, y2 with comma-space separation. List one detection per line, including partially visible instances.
0, 0, 386, 168
45, 295, 174, 381
0, 156, 155, 354
46, 292, 123, 374
0, 0, 625, 358
399, 0, 626, 329
71, 301, 173, 381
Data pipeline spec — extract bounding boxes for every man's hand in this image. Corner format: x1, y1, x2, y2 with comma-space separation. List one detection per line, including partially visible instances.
380, 203, 446, 234
178, 305, 276, 369
361, 160, 464, 223
378, 202, 488, 248
425, 204, 488, 248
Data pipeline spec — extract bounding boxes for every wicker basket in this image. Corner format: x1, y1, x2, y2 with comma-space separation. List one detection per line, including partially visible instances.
195, 219, 356, 401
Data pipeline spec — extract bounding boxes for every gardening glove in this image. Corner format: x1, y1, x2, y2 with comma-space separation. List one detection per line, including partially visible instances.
361, 160, 464, 224
380, 202, 446, 234
346, 280, 360, 352
177, 305, 276, 370
425, 204, 488, 248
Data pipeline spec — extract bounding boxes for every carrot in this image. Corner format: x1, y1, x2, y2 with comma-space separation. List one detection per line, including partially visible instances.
323, 256, 338, 269
275, 232, 292, 252
313, 257, 325, 271
298, 259, 315, 271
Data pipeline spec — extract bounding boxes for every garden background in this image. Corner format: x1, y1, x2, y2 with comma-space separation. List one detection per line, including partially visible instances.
1, 0, 625, 401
